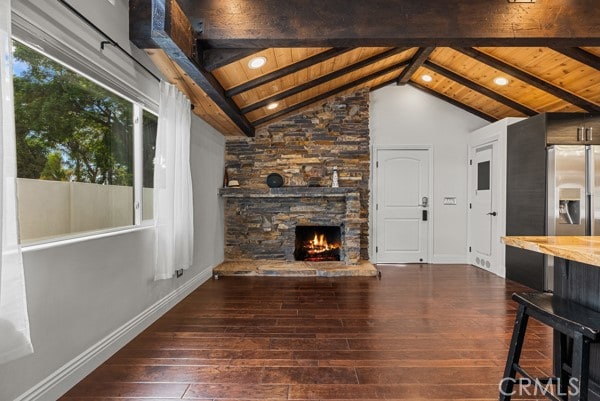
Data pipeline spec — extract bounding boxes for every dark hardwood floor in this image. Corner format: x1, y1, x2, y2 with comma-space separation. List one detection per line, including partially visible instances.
61, 264, 552, 400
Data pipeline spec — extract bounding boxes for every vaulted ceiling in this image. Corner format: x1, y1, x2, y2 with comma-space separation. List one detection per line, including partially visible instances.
130, 0, 600, 137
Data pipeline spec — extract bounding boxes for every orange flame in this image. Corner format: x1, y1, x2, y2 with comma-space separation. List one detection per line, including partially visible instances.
306, 232, 340, 254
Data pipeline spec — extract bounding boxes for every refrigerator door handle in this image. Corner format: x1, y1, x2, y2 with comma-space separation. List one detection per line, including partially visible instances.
587, 146, 594, 196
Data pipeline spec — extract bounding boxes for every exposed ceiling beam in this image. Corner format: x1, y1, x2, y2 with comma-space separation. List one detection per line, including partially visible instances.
129, 0, 255, 137
453, 47, 600, 113
241, 48, 410, 114
550, 47, 600, 71
423, 60, 537, 116
252, 60, 410, 126
396, 47, 435, 85
177, 0, 600, 48
201, 48, 266, 71
408, 81, 497, 123
370, 78, 398, 93
225, 48, 353, 97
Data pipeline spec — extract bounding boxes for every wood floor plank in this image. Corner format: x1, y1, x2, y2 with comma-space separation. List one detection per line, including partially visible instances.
60, 264, 552, 400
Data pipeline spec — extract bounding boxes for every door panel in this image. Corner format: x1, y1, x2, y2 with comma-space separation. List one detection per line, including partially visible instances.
384, 158, 421, 206
469, 142, 497, 273
376, 149, 429, 263
384, 218, 420, 251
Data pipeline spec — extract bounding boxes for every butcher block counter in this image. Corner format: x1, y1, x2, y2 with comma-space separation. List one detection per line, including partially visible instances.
502, 236, 600, 267
502, 235, 600, 397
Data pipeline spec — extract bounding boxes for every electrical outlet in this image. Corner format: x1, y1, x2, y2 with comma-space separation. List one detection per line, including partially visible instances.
443, 197, 457, 205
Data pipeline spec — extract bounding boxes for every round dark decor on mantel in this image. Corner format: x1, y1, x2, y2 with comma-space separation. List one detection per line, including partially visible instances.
266, 173, 283, 188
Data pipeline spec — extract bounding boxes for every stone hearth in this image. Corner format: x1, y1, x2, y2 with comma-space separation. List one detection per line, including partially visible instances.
213, 260, 378, 277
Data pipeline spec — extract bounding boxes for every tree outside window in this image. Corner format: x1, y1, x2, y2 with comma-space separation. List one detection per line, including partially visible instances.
12, 41, 156, 242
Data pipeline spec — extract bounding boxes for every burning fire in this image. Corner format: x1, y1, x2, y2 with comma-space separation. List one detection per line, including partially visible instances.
295, 228, 342, 262
306, 232, 340, 255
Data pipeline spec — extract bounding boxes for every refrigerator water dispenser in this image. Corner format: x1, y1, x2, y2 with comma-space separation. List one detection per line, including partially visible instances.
558, 188, 581, 225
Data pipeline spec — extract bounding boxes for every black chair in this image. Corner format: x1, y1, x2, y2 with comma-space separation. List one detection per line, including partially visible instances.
501, 292, 600, 401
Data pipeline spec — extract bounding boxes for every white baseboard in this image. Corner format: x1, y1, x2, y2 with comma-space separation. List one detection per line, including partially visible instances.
369, 255, 467, 265
15, 267, 213, 401
431, 254, 468, 264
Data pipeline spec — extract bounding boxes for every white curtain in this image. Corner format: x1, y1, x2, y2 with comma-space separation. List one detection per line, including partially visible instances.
153, 81, 194, 280
0, 0, 34, 363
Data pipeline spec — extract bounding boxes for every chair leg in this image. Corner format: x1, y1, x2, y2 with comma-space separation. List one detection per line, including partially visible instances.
557, 333, 570, 401
500, 304, 529, 401
570, 332, 590, 401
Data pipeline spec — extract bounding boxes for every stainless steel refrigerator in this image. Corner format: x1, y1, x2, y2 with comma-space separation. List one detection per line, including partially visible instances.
545, 145, 600, 289
506, 113, 600, 291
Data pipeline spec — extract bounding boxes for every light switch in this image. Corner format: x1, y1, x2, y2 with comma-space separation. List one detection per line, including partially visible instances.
443, 197, 457, 205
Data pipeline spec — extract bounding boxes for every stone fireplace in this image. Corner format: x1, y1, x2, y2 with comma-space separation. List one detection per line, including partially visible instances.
220, 89, 370, 267
219, 187, 362, 264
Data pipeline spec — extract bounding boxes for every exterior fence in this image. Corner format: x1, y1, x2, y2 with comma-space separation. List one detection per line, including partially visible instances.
17, 178, 153, 243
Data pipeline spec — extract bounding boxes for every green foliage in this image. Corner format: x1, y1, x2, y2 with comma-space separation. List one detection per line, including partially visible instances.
40, 152, 67, 181
13, 42, 133, 186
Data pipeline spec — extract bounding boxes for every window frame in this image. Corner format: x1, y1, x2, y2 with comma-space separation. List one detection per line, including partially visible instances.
12, 38, 158, 248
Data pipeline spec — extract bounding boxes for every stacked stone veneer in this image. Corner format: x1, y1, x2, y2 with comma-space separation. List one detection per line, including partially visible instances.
219, 187, 362, 264
223, 89, 370, 262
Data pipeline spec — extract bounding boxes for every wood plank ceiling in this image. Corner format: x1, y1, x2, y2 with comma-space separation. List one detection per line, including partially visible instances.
130, 0, 600, 137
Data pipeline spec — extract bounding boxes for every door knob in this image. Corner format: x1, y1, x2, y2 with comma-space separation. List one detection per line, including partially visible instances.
487, 211, 497, 216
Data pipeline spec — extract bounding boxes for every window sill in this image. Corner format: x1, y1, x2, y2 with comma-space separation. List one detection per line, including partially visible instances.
21, 223, 154, 253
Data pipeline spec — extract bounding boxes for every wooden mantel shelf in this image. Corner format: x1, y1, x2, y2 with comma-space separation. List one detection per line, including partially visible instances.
502, 236, 600, 267
219, 187, 360, 198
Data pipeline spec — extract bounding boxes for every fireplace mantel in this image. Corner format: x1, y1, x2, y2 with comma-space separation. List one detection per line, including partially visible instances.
219, 187, 359, 199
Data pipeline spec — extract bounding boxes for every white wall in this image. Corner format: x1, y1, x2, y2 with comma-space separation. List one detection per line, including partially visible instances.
1, 1, 226, 400
370, 85, 488, 263
191, 117, 226, 268
1, 121, 225, 401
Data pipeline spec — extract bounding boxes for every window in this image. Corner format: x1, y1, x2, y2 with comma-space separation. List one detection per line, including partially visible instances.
477, 160, 490, 191
12, 40, 157, 244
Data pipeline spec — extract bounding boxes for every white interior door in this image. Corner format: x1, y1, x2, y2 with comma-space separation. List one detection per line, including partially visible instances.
375, 149, 430, 263
469, 142, 498, 273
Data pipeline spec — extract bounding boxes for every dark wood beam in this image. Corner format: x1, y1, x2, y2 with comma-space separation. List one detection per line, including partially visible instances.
130, 0, 255, 137
396, 47, 435, 85
177, 0, 600, 48
370, 78, 398, 92
225, 48, 353, 97
201, 48, 266, 71
241, 48, 409, 114
252, 60, 410, 127
408, 81, 497, 123
423, 60, 537, 116
550, 47, 600, 71
453, 47, 600, 113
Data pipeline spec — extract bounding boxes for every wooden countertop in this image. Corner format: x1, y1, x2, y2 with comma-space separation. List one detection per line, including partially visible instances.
502, 236, 600, 267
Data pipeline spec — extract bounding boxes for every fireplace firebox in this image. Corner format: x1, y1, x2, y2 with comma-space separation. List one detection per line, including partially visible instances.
294, 226, 342, 262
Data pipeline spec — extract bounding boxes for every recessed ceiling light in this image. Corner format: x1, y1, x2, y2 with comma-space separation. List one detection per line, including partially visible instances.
494, 76, 509, 86
421, 74, 433, 82
266, 102, 279, 110
248, 56, 267, 69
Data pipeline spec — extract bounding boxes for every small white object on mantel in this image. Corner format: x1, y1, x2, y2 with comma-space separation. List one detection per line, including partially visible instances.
332, 166, 339, 188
